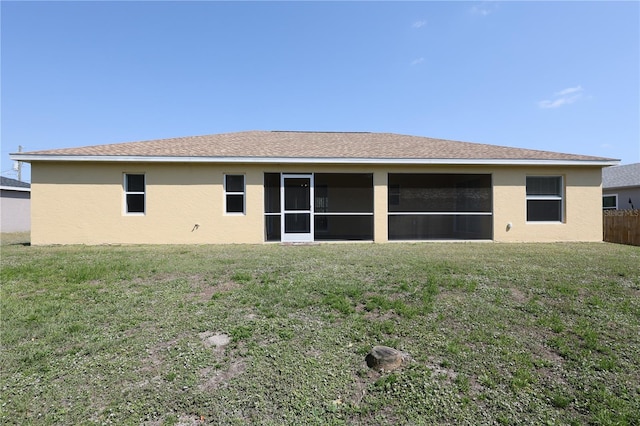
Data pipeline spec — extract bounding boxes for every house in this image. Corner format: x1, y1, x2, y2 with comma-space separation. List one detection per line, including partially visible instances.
9, 131, 617, 245
0, 176, 31, 233
602, 163, 640, 210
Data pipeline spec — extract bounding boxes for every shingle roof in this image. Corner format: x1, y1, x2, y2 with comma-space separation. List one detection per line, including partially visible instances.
12, 131, 616, 164
0, 176, 31, 189
603, 163, 640, 189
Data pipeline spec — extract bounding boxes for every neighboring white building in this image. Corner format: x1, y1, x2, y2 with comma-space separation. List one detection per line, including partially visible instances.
0, 176, 31, 233
603, 163, 640, 210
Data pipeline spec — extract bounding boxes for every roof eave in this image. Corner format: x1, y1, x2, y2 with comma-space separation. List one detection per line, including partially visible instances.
0, 185, 31, 192
10, 154, 619, 167
603, 184, 640, 190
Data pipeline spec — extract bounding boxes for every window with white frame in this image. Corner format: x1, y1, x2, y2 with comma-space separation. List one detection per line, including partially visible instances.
602, 194, 618, 210
225, 174, 245, 214
124, 173, 145, 214
526, 176, 563, 222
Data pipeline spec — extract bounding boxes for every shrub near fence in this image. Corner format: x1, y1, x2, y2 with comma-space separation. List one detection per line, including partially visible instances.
603, 209, 640, 246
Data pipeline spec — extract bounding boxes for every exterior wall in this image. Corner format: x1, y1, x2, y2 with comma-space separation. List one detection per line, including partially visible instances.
30, 162, 604, 244
31, 162, 264, 245
492, 166, 603, 242
373, 172, 388, 243
0, 189, 31, 233
603, 187, 640, 210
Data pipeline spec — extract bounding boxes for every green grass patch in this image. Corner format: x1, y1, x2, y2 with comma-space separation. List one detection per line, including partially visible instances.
1, 241, 639, 425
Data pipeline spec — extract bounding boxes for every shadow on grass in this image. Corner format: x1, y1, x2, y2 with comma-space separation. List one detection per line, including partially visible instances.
0, 232, 31, 247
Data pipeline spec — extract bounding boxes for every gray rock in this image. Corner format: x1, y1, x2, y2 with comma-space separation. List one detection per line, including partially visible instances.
365, 345, 411, 372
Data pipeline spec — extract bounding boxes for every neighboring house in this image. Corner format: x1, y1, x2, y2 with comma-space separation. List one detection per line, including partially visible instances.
0, 176, 31, 233
10, 131, 617, 245
602, 163, 640, 210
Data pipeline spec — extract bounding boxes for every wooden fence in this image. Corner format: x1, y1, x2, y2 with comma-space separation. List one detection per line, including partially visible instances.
603, 210, 640, 246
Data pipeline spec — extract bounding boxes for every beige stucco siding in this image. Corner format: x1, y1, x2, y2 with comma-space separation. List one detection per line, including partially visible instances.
373, 171, 388, 243
492, 167, 603, 242
30, 162, 604, 244
32, 162, 263, 245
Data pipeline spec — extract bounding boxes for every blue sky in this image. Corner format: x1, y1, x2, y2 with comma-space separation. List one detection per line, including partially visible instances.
2, 1, 639, 182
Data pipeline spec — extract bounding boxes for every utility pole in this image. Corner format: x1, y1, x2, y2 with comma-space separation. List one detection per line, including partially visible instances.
13, 145, 23, 181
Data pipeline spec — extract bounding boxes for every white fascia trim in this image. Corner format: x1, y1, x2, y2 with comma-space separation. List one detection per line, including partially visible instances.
9, 154, 619, 167
0, 186, 31, 192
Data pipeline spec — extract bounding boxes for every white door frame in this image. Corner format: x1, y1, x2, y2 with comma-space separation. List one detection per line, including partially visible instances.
281, 173, 314, 242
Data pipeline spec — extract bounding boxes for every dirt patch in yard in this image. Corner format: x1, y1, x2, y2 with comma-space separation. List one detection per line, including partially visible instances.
198, 360, 247, 391
425, 358, 458, 383
198, 331, 230, 354
358, 306, 401, 322
195, 280, 241, 301
538, 342, 565, 365
139, 335, 183, 373
509, 287, 528, 304
197, 330, 247, 390
349, 372, 375, 406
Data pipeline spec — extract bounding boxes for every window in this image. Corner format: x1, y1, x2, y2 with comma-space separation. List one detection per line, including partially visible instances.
225, 174, 245, 214
603, 194, 618, 210
526, 176, 563, 222
124, 173, 145, 214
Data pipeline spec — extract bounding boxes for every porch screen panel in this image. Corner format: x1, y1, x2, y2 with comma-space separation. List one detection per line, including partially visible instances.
388, 215, 492, 240
314, 174, 373, 213
388, 174, 492, 240
314, 173, 373, 241
314, 216, 374, 241
264, 173, 281, 241
388, 174, 491, 212
265, 216, 281, 241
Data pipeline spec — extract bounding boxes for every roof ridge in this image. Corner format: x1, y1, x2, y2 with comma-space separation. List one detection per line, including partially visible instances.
270, 130, 372, 134
10, 131, 618, 164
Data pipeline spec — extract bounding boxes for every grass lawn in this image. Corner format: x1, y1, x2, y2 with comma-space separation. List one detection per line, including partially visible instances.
1, 238, 639, 425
